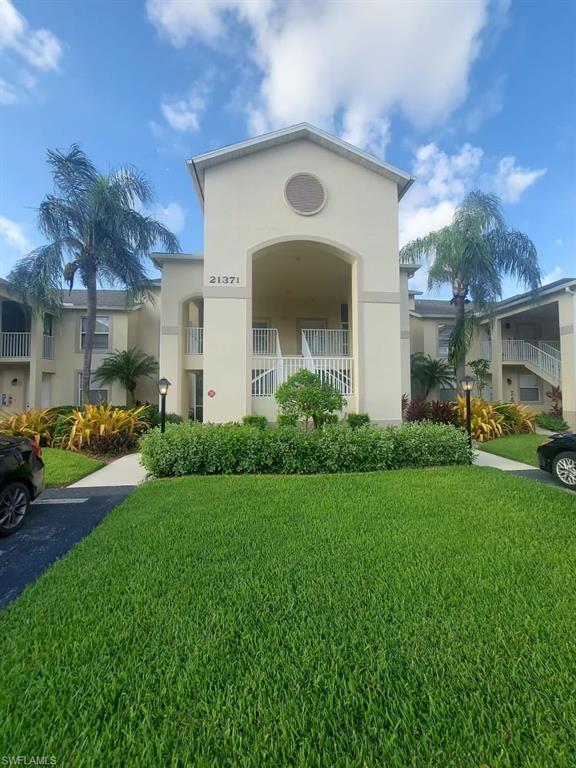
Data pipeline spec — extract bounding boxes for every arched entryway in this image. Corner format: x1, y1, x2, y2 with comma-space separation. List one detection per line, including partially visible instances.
250, 240, 358, 416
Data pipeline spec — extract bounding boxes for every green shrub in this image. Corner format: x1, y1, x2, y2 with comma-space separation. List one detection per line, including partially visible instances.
275, 369, 346, 429
536, 412, 569, 433
347, 413, 370, 428
277, 412, 298, 427
242, 415, 268, 429
140, 421, 472, 477
140, 404, 183, 428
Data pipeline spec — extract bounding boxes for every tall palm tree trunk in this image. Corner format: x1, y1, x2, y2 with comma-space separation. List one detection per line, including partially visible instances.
453, 294, 467, 387
82, 266, 97, 403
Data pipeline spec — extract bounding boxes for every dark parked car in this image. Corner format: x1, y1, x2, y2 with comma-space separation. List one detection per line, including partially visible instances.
537, 433, 576, 490
0, 436, 45, 536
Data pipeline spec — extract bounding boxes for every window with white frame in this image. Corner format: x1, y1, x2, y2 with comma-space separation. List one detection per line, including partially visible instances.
80, 316, 109, 350
519, 373, 539, 402
438, 325, 454, 357
77, 373, 109, 405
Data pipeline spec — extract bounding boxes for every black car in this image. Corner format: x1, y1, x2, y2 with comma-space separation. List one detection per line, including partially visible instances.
0, 436, 45, 536
537, 433, 576, 490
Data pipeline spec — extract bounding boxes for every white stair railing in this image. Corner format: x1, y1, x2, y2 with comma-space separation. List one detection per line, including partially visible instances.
502, 339, 561, 381
252, 356, 353, 396
0, 332, 31, 357
538, 341, 561, 360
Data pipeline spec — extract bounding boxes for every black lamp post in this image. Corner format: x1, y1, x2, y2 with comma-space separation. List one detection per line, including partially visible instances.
461, 374, 475, 449
158, 378, 171, 433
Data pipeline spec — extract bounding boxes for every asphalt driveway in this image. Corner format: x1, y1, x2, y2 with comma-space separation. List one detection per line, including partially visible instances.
0, 485, 133, 610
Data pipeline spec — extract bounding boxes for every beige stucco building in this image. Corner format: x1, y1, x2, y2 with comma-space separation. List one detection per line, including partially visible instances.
1, 124, 575, 429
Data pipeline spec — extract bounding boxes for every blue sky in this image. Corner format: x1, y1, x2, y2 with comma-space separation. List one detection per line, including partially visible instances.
0, 0, 574, 296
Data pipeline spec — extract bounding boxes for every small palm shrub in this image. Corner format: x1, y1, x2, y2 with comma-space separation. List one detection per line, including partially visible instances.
140, 422, 472, 477
62, 404, 148, 452
454, 396, 505, 442
494, 402, 536, 434
0, 408, 57, 446
536, 412, 569, 433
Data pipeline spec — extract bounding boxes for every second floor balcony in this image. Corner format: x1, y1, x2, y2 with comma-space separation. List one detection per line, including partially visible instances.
0, 332, 55, 360
185, 327, 351, 358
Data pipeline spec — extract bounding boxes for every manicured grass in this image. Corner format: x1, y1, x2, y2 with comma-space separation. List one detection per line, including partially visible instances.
479, 433, 546, 467
42, 447, 105, 487
1, 468, 575, 766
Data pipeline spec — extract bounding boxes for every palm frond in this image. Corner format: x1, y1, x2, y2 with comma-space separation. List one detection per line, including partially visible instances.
7, 244, 64, 313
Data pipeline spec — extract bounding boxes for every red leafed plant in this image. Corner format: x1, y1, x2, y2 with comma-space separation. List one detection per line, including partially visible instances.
546, 386, 562, 417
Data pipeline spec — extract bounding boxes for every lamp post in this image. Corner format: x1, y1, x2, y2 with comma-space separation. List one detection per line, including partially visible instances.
461, 374, 475, 449
158, 378, 171, 433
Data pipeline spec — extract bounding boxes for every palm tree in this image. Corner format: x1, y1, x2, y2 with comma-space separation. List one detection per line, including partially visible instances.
8, 145, 179, 401
93, 348, 159, 403
410, 353, 455, 399
401, 191, 541, 383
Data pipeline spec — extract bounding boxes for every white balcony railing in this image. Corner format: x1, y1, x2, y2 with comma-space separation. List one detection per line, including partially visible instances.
252, 356, 353, 397
480, 340, 492, 361
502, 339, 561, 381
0, 332, 31, 358
42, 335, 54, 360
302, 328, 349, 356
186, 327, 203, 355
252, 328, 279, 356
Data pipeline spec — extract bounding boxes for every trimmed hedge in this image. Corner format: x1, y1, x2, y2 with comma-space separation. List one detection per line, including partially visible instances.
140, 422, 472, 477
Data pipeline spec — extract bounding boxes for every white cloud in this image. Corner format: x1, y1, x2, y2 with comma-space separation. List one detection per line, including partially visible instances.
542, 266, 564, 285
492, 156, 547, 203
161, 89, 206, 132
0, 215, 32, 254
147, 0, 494, 154
0, 77, 18, 105
150, 202, 186, 234
555, 238, 564, 247
400, 142, 483, 247
0, 0, 62, 71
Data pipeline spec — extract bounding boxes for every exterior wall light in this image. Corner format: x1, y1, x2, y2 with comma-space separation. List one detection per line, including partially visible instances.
158, 378, 171, 433
461, 375, 475, 449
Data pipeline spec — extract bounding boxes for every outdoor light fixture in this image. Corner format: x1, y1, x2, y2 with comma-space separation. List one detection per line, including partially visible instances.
158, 377, 171, 433
461, 375, 475, 449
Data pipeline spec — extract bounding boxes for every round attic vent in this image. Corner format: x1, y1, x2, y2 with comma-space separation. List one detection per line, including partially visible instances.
285, 173, 326, 215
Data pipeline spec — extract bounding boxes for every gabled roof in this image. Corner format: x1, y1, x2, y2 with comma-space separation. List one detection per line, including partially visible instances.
187, 123, 414, 208
487, 277, 576, 315
151, 252, 204, 270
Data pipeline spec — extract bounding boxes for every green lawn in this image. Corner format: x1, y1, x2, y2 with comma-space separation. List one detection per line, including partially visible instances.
479, 433, 546, 467
1, 468, 575, 766
42, 447, 105, 487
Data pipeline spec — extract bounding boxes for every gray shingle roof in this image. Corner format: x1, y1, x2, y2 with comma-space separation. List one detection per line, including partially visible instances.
61, 289, 157, 309
413, 299, 456, 317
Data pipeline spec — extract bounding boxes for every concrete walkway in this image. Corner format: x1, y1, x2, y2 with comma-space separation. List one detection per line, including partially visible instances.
474, 450, 534, 472
70, 452, 148, 488
474, 449, 572, 491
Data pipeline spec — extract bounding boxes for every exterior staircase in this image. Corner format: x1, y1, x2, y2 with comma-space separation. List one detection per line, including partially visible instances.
502, 340, 561, 385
